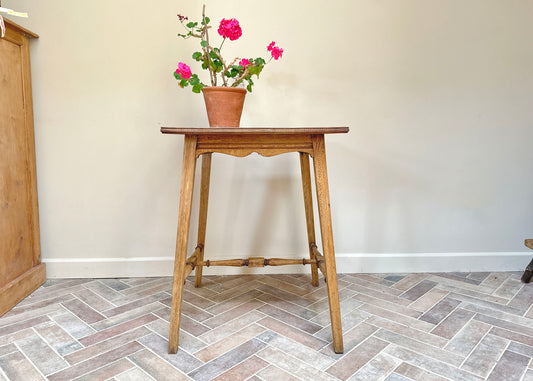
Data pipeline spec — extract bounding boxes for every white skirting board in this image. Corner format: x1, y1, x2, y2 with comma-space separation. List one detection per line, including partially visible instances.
43, 252, 532, 279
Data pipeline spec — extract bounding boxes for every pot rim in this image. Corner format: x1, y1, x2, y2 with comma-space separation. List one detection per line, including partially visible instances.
201, 86, 247, 93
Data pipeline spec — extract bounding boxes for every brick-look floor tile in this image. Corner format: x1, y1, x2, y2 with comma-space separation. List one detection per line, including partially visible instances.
384, 373, 411, 381
507, 283, 533, 311
359, 304, 435, 332
321, 322, 377, 358
138, 333, 203, 373
492, 277, 523, 299
196, 323, 265, 362
257, 330, 334, 370
384, 345, 482, 381
257, 346, 338, 381
73, 288, 115, 312
444, 320, 490, 356
257, 304, 322, 334
374, 329, 463, 367
212, 355, 268, 381
128, 349, 190, 380
461, 334, 508, 377
0, 273, 530, 381
365, 316, 448, 348
146, 317, 207, 353
408, 288, 449, 313
203, 299, 264, 329
393, 361, 449, 381
489, 326, 533, 346
486, 349, 530, 381
17, 334, 69, 375
103, 292, 168, 318
430, 308, 475, 339
34, 322, 83, 356
62, 298, 105, 324
78, 313, 158, 347
0, 349, 45, 380
326, 336, 389, 380
391, 274, 429, 291
72, 358, 134, 381
91, 302, 166, 331
347, 283, 412, 306
523, 369, 533, 381
348, 352, 400, 381
400, 280, 438, 301
0, 316, 50, 338
206, 290, 265, 315
257, 316, 328, 350
51, 311, 96, 339
65, 326, 151, 364
0, 344, 17, 358
352, 293, 421, 319
315, 308, 370, 344
258, 293, 318, 321
473, 313, 533, 337
419, 297, 461, 325
256, 365, 300, 380
47, 342, 143, 381
189, 339, 266, 381
114, 366, 155, 381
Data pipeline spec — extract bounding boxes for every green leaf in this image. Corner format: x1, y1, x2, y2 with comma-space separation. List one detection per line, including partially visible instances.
190, 76, 200, 85
249, 66, 262, 76
192, 83, 204, 93
186, 21, 197, 28
192, 51, 203, 61
179, 78, 189, 88
255, 57, 266, 65
209, 51, 218, 60
247, 83, 253, 92
200, 40, 208, 48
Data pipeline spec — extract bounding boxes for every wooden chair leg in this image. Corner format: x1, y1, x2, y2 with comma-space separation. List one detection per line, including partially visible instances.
168, 136, 198, 354
300, 152, 319, 287
522, 240, 533, 283
195, 153, 212, 288
312, 135, 344, 354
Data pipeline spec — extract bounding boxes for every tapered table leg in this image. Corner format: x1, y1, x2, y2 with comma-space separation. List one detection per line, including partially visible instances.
168, 136, 198, 354
300, 152, 319, 287
312, 135, 344, 354
195, 153, 212, 288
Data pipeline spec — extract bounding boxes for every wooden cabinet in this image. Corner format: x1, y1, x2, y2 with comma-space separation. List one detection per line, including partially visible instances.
0, 18, 45, 316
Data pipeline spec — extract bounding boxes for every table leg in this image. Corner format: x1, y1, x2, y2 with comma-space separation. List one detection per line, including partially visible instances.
195, 153, 212, 288
169, 135, 198, 354
312, 135, 344, 354
299, 152, 319, 287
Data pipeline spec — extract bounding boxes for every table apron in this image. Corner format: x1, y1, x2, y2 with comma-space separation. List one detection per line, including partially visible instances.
195, 133, 314, 157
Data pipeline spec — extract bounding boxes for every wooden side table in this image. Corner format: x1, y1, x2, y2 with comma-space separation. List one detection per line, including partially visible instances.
161, 127, 349, 354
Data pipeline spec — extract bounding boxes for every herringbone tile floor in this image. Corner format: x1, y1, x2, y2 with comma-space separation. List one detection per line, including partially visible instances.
0, 272, 532, 380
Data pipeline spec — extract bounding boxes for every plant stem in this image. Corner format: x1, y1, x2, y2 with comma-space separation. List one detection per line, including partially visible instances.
202, 4, 215, 86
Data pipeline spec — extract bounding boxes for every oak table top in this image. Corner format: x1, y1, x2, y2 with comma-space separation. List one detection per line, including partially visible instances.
160, 127, 349, 135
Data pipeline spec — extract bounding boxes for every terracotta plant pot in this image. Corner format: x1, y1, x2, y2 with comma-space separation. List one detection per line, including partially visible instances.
201, 87, 246, 128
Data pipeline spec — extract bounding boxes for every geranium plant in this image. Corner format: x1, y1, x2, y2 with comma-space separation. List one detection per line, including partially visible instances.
174, 6, 283, 93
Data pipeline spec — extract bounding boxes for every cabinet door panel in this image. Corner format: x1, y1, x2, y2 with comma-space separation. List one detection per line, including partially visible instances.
0, 36, 34, 286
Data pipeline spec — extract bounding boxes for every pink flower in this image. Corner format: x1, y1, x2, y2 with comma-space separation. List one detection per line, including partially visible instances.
176, 62, 192, 79
239, 58, 250, 68
270, 46, 283, 60
267, 41, 283, 60
218, 18, 242, 41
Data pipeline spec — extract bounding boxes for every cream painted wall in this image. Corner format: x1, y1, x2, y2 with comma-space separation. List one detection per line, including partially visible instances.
5, 0, 533, 277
